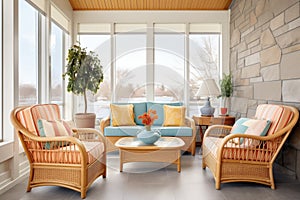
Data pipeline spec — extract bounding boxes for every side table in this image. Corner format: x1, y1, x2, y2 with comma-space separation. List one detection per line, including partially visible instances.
192, 115, 235, 147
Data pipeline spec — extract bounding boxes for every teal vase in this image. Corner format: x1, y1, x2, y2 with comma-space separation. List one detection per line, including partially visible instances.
137, 126, 160, 144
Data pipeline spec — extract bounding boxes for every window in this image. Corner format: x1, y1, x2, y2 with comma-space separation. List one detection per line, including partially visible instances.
50, 22, 66, 115
19, 0, 40, 105
115, 34, 146, 102
154, 34, 185, 102
189, 34, 221, 116
78, 34, 111, 119
76, 22, 222, 118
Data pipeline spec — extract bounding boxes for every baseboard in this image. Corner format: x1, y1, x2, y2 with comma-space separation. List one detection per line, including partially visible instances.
0, 169, 29, 195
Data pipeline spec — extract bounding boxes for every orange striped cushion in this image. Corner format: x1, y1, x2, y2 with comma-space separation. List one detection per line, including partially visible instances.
17, 107, 38, 136
30, 104, 61, 136
204, 137, 273, 162
255, 104, 293, 135
31, 141, 105, 164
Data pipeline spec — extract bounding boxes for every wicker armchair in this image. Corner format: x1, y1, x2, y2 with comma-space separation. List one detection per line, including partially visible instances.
202, 104, 299, 189
10, 104, 106, 199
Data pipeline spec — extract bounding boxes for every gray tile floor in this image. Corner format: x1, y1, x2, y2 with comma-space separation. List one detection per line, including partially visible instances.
1, 148, 300, 200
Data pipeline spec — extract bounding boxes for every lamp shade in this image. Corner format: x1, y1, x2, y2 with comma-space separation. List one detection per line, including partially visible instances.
196, 79, 220, 97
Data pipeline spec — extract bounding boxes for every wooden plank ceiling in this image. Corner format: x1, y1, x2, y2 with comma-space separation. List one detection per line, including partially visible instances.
69, 0, 233, 11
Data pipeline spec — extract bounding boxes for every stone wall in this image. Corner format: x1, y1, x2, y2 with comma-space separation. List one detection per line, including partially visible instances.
230, 0, 300, 179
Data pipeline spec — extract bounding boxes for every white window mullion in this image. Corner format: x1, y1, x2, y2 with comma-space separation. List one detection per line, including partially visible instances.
146, 22, 154, 101
185, 23, 190, 115
111, 23, 116, 102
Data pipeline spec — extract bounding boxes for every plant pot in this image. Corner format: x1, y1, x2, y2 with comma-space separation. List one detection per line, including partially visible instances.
220, 107, 228, 115
74, 113, 96, 128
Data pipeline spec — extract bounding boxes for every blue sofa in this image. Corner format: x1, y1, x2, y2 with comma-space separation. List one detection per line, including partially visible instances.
100, 102, 196, 155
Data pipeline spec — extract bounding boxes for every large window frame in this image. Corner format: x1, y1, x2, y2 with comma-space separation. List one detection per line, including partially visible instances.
75, 22, 224, 118
50, 20, 69, 117
189, 32, 221, 117
18, 0, 42, 106
154, 31, 186, 103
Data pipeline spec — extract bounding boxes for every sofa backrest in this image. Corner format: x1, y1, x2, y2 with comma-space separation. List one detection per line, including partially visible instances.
146, 102, 183, 125
254, 104, 294, 136
109, 102, 183, 126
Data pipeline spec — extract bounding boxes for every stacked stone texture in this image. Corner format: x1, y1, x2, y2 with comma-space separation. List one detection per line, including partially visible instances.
230, 0, 300, 179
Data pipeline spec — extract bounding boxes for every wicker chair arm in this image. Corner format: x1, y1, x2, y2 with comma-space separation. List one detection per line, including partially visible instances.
72, 128, 106, 143
204, 125, 233, 138
100, 116, 110, 133
185, 117, 196, 138
17, 129, 89, 164
216, 133, 284, 163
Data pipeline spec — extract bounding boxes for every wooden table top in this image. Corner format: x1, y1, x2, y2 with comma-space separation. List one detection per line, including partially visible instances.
115, 137, 185, 150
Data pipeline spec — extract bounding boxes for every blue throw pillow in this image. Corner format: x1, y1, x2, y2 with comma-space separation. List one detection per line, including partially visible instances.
132, 102, 147, 125
230, 118, 271, 144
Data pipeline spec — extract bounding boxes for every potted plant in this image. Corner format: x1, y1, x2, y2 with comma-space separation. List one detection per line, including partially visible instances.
63, 43, 104, 128
218, 73, 233, 115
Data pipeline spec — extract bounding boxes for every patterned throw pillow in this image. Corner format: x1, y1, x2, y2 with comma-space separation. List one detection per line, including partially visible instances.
162, 105, 186, 126
37, 119, 73, 149
230, 118, 271, 145
37, 119, 73, 137
110, 104, 136, 126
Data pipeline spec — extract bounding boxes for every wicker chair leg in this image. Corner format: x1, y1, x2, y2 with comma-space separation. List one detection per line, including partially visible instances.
215, 181, 220, 190
191, 143, 196, 156
81, 191, 86, 199
26, 185, 31, 192
202, 161, 206, 169
269, 167, 275, 189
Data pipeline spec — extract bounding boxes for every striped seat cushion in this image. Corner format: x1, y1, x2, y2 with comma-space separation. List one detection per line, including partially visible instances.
204, 137, 273, 162
31, 141, 105, 164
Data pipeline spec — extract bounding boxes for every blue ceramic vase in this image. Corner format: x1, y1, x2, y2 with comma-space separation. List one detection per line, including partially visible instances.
137, 127, 161, 144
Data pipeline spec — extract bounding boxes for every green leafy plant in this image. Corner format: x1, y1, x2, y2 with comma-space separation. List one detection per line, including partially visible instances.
218, 73, 233, 98
63, 43, 104, 113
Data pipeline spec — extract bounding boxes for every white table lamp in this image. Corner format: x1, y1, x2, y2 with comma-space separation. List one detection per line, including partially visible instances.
196, 79, 220, 116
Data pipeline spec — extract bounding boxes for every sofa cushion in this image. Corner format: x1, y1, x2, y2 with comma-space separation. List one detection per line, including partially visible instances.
104, 125, 192, 137
110, 104, 136, 126
147, 102, 183, 126
163, 105, 186, 126
152, 126, 193, 137
104, 126, 144, 136
132, 102, 147, 125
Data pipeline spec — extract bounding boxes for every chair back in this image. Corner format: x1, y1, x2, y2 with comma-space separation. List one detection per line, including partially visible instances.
254, 104, 294, 136
16, 104, 61, 136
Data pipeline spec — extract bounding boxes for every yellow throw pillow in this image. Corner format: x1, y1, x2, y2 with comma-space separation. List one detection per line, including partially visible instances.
163, 105, 186, 126
110, 104, 136, 126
